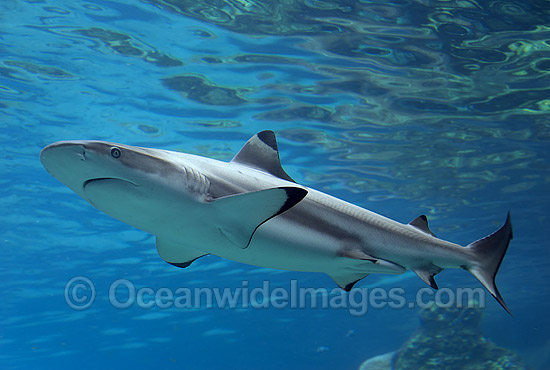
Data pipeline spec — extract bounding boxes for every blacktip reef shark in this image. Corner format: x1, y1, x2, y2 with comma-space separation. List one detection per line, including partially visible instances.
40, 131, 513, 313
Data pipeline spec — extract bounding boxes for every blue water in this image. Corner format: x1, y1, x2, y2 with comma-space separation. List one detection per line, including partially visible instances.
1, 0, 549, 369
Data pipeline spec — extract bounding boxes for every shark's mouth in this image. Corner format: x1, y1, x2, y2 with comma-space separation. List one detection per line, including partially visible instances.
83, 177, 136, 189
82, 177, 141, 221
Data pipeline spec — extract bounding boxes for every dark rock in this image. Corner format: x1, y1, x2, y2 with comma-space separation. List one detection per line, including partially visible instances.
359, 303, 527, 370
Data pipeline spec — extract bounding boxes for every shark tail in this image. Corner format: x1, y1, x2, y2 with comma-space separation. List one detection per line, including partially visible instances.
466, 212, 513, 314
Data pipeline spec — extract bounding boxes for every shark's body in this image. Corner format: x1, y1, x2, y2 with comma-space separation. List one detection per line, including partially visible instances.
40, 131, 513, 313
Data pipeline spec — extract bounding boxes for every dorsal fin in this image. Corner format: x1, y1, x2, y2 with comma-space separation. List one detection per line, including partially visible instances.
409, 215, 436, 237
231, 131, 295, 182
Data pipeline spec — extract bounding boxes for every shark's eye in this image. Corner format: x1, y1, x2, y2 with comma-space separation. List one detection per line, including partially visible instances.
110, 147, 121, 158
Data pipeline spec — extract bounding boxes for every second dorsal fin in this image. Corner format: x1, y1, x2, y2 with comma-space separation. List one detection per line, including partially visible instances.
409, 215, 436, 237
231, 131, 295, 182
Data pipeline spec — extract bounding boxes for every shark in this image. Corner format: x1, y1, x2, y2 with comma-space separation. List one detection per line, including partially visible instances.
40, 131, 513, 313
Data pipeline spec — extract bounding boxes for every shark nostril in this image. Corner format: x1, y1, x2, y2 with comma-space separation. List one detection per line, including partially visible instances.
76, 149, 86, 161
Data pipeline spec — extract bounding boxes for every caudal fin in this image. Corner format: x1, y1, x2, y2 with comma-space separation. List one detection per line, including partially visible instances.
467, 212, 513, 314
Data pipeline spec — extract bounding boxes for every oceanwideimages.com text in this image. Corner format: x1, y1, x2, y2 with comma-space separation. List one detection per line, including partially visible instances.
65, 277, 486, 316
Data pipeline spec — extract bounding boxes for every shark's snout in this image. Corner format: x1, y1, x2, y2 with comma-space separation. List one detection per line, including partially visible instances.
40, 141, 85, 168
40, 140, 129, 198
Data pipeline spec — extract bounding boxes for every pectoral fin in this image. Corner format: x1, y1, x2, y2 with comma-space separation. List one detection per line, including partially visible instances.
212, 187, 307, 249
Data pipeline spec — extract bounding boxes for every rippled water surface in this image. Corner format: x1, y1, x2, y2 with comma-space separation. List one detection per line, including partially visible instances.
1, 0, 549, 369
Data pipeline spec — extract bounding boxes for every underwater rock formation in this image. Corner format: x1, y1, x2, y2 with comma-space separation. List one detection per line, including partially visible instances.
359, 304, 527, 370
